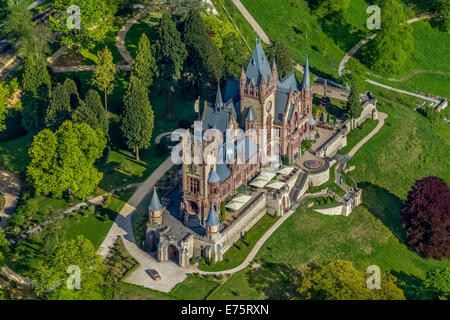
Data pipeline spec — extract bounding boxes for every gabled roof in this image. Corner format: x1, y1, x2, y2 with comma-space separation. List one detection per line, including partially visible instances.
245, 38, 272, 86
277, 72, 301, 93
148, 187, 163, 211
205, 205, 220, 226
208, 168, 220, 183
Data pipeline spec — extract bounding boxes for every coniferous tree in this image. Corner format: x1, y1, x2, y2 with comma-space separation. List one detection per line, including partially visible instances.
72, 89, 109, 136
266, 39, 294, 78
132, 33, 158, 89
92, 47, 117, 112
182, 9, 223, 98
46, 79, 81, 130
21, 56, 52, 131
154, 12, 187, 119
120, 75, 154, 161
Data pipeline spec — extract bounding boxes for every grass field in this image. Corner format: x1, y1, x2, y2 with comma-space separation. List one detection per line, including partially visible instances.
113, 274, 220, 300
7, 191, 132, 277
338, 118, 378, 155
198, 214, 279, 272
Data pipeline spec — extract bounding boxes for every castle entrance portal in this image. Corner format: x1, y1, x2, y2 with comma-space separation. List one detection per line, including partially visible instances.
187, 201, 199, 214
168, 245, 179, 263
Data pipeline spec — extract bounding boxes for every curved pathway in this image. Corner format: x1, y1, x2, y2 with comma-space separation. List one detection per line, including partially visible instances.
48, 8, 145, 73
338, 15, 433, 76
348, 112, 387, 157
0, 170, 21, 228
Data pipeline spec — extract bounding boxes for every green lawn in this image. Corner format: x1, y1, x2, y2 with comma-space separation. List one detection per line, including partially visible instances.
112, 274, 219, 300
198, 214, 279, 272
305, 163, 346, 197
338, 118, 378, 155
0, 133, 33, 174
7, 191, 132, 277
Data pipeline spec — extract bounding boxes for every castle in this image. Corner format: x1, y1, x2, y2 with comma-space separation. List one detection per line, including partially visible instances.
146, 40, 376, 267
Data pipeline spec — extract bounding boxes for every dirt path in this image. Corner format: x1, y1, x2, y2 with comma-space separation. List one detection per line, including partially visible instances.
0, 170, 21, 228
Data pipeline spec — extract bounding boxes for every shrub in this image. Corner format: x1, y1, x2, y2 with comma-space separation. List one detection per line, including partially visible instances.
0, 194, 5, 211
103, 194, 112, 207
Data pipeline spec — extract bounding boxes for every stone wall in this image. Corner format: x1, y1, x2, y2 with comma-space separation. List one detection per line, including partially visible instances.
314, 205, 343, 216
217, 192, 267, 253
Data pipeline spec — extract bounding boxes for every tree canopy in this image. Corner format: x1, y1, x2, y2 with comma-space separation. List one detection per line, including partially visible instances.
21, 56, 52, 131
33, 235, 108, 300
0, 229, 8, 267
91, 47, 117, 112
0, 82, 9, 132
314, 0, 350, 19
297, 260, 405, 300
424, 268, 450, 299
401, 176, 450, 260
120, 75, 155, 161
182, 9, 223, 98
132, 33, 158, 89
72, 89, 109, 136
362, 0, 413, 74
434, 0, 450, 32
50, 0, 115, 49
27, 121, 106, 200
154, 11, 187, 119
266, 39, 294, 79
46, 79, 82, 130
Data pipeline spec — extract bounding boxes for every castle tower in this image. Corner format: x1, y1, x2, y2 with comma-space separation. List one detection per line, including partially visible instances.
271, 57, 278, 84
205, 204, 220, 239
208, 166, 221, 210
301, 55, 311, 92
148, 187, 164, 226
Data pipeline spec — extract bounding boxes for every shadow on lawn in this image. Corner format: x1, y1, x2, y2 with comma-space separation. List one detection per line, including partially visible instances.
359, 182, 407, 245
245, 261, 300, 300
391, 270, 432, 300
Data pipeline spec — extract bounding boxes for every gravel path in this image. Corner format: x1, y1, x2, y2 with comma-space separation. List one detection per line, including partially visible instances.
0, 170, 21, 229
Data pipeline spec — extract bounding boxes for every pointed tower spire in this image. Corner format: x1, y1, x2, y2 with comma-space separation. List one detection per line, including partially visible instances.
302, 54, 311, 91
215, 81, 223, 112
148, 187, 163, 211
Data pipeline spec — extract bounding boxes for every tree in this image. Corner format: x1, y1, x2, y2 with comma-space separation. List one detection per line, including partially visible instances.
49, 0, 115, 49
434, 0, 450, 32
202, 14, 248, 78
27, 121, 107, 200
33, 235, 107, 300
297, 260, 405, 300
132, 33, 158, 89
266, 39, 294, 78
0, 229, 8, 267
220, 201, 227, 222
362, 0, 413, 74
182, 9, 223, 98
0, 82, 9, 132
21, 56, 52, 131
46, 79, 82, 130
424, 268, 450, 299
401, 176, 450, 260
2, 2, 52, 61
72, 89, 109, 136
120, 75, 154, 161
314, 0, 350, 19
91, 47, 117, 112
346, 86, 362, 120
155, 11, 187, 119
341, 57, 365, 90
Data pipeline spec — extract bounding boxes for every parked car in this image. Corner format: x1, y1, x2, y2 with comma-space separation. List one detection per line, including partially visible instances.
147, 269, 161, 280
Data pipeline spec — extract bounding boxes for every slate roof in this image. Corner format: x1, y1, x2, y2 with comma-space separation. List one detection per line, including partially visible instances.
148, 187, 163, 211
208, 168, 221, 183
206, 205, 220, 226
309, 117, 316, 126
245, 38, 272, 86
301, 55, 311, 91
